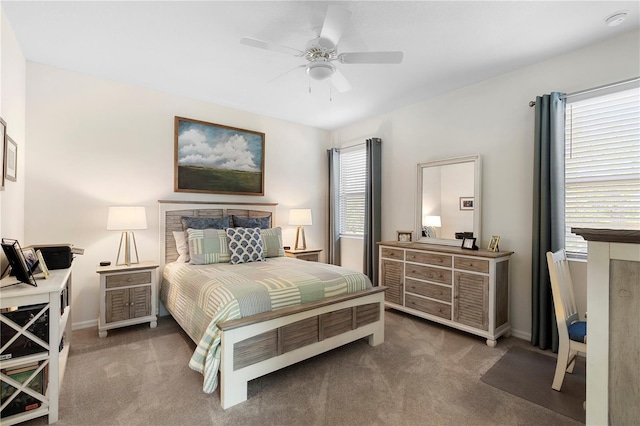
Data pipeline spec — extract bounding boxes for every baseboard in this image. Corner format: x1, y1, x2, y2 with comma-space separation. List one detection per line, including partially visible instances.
73, 318, 98, 330
510, 328, 531, 341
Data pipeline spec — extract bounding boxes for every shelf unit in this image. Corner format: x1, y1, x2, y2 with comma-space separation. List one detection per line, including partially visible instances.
0, 267, 72, 425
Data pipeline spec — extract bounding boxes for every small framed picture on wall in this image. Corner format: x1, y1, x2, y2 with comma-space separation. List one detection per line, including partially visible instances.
4, 136, 17, 182
459, 197, 474, 210
0, 116, 6, 189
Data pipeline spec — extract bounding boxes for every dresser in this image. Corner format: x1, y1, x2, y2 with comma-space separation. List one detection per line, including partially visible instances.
96, 261, 158, 338
378, 241, 512, 347
0, 267, 72, 425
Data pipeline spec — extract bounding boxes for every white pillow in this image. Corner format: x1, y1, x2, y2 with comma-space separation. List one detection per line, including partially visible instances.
173, 231, 190, 263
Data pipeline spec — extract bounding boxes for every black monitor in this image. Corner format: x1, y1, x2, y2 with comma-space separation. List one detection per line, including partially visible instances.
1, 239, 37, 286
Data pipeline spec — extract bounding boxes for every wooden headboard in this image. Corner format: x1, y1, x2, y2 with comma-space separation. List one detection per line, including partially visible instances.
158, 200, 278, 265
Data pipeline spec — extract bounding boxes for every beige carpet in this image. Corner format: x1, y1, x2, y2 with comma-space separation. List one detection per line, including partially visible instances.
23, 310, 582, 426
481, 346, 586, 422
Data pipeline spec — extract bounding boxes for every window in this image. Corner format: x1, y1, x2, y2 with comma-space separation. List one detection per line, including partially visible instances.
339, 146, 366, 236
565, 85, 640, 256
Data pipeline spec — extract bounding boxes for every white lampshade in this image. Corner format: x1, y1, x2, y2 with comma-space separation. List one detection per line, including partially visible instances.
423, 215, 442, 227
107, 206, 147, 230
289, 209, 313, 226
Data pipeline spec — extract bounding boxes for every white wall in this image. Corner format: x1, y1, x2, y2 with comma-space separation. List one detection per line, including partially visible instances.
0, 8, 26, 257
24, 63, 330, 328
332, 30, 640, 340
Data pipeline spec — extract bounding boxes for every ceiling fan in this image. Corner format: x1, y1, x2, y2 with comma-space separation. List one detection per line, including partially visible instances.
240, 5, 403, 93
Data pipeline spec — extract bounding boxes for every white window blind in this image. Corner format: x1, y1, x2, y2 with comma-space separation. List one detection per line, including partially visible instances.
339, 147, 366, 236
565, 86, 640, 256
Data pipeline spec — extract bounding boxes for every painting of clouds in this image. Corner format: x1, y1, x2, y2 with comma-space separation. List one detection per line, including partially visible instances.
175, 117, 265, 195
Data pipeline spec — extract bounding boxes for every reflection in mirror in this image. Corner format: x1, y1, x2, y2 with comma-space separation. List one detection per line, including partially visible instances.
416, 155, 481, 246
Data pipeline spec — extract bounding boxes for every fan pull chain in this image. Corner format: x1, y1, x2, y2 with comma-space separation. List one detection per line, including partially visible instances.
308, 75, 311, 94
329, 84, 332, 102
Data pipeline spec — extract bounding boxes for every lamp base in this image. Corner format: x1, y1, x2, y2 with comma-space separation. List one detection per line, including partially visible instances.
116, 231, 140, 266
294, 226, 307, 250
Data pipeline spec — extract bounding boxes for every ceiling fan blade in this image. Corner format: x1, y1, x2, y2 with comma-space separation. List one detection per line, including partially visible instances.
331, 69, 352, 93
338, 51, 404, 64
319, 5, 352, 49
267, 64, 307, 84
240, 37, 304, 57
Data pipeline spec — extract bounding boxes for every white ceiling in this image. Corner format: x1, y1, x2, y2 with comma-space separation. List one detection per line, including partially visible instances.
3, 1, 639, 130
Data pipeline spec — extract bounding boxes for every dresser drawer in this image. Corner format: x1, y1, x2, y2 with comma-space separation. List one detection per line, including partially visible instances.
405, 264, 451, 285
381, 247, 404, 261
405, 278, 451, 302
454, 257, 489, 274
405, 294, 451, 319
406, 250, 452, 267
106, 271, 152, 289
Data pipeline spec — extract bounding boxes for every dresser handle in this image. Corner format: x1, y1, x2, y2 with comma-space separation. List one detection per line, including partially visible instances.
127, 278, 132, 282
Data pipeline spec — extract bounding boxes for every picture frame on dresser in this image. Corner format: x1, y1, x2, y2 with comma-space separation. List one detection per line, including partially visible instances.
396, 230, 413, 242
1, 239, 37, 287
487, 235, 500, 252
461, 237, 478, 250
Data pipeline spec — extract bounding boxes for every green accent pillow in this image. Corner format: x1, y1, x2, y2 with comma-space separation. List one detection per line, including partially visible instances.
261, 227, 285, 258
187, 228, 230, 264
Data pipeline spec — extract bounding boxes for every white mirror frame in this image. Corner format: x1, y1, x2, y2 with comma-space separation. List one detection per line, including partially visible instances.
416, 154, 482, 247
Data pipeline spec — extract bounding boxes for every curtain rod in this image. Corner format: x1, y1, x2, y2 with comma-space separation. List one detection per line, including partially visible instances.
528, 76, 640, 107
336, 142, 365, 150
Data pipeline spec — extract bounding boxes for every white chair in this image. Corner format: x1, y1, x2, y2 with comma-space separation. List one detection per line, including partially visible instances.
546, 249, 587, 391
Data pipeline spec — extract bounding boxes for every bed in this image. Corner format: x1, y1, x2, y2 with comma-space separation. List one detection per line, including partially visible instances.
158, 201, 386, 409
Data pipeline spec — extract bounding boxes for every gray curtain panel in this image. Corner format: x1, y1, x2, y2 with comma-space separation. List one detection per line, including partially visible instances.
363, 138, 382, 285
327, 148, 341, 265
531, 92, 566, 352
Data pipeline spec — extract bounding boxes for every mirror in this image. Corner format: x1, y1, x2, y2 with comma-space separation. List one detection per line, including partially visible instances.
416, 155, 481, 246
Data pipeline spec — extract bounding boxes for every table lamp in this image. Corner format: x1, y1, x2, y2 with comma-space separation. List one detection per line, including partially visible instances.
107, 206, 147, 266
289, 208, 312, 250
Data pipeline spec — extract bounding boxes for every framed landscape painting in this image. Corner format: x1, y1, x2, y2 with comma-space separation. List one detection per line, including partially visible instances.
174, 116, 265, 195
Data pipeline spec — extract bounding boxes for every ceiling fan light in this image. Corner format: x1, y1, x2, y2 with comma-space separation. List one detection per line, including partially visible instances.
307, 63, 334, 80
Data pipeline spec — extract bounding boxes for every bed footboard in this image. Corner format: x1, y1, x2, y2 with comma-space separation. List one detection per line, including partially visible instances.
217, 287, 386, 409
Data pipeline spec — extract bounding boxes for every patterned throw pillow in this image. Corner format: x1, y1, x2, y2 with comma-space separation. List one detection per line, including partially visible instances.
187, 228, 230, 264
181, 216, 230, 230
231, 215, 271, 229
226, 227, 265, 264
261, 227, 285, 258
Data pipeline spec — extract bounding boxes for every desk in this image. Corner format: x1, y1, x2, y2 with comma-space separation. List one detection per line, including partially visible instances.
572, 228, 640, 426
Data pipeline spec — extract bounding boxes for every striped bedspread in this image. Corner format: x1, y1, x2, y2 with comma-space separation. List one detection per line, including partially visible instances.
161, 257, 372, 393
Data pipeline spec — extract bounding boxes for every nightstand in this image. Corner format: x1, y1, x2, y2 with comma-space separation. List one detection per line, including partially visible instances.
284, 248, 322, 262
96, 261, 159, 338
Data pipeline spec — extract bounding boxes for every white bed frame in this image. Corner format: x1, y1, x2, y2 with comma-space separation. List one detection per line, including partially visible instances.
158, 200, 386, 409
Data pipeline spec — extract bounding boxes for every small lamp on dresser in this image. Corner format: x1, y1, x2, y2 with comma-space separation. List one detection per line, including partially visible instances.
289, 208, 312, 250
107, 206, 147, 266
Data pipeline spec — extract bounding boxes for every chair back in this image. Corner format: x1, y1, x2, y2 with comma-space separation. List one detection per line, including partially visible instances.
546, 249, 580, 340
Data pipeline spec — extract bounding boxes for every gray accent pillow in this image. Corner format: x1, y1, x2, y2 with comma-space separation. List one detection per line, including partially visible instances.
181, 216, 230, 230
231, 215, 270, 229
